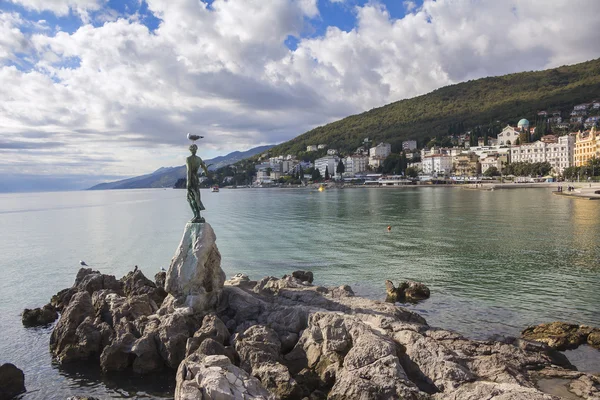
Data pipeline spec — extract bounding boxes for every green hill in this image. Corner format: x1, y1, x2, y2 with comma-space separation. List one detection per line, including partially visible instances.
270, 58, 600, 156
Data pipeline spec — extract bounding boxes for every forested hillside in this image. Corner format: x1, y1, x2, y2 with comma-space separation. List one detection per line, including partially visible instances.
270, 58, 600, 155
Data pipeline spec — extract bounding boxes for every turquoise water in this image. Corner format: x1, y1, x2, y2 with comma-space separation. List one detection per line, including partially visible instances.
1, 187, 599, 398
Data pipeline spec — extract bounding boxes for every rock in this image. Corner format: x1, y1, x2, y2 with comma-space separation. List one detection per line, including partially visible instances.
66, 397, 101, 400
185, 314, 230, 356
75, 269, 123, 296
50, 292, 99, 363
22, 303, 58, 327
157, 313, 200, 369
224, 273, 257, 290
50, 287, 77, 312
155, 271, 166, 288
386, 280, 430, 303
100, 332, 136, 372
0, 363, 25, 400
164, 223, 225, 314
291, 270, 313, 284
175, 354, 274, 400
121, 269, 167, 308
235, 325, 303, 399
521, 322, 599, 351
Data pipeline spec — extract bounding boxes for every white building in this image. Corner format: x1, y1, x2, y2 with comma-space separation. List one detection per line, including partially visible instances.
509, 135, 575, 174
422, 154, 453, 176
480, 153, 509, 174
317, 144, 327, 150
326, 149, 338, 155
315, 155, 340, 178
497, 125, 522, 145
574, 103, 590, 111
306, 145, 318, 152
402, 140, 417, 151
344, 154, 368, 175
468, 145, 511, 159
369, 142, 392, 168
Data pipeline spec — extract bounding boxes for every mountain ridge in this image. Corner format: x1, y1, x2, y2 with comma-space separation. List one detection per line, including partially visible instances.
269, 58, 600, 156
88, 144, 274, 190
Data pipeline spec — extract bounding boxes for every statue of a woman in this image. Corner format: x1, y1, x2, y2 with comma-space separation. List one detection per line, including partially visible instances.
186, 144, 209, 223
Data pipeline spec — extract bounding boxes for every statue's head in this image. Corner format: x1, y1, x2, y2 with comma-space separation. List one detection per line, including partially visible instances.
189, 144, 198, 155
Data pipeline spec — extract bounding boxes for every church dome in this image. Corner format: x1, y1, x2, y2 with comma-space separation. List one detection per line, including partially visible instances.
517, 118, 530, 127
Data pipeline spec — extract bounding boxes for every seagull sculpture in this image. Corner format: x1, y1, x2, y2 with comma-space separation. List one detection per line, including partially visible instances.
187, 133, 204, 142
80, 260, 88, 266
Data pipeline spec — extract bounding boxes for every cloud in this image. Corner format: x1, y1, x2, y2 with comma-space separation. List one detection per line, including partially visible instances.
403, 1, 417, 11
1, 0, 600, 191
7, 0, 105, 19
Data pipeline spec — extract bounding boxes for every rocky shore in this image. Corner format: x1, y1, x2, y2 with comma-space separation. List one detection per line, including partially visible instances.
19, 222, 600, 399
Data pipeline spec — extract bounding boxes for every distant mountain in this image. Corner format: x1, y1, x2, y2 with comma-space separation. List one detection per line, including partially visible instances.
270, 58, 600, 155
88, 144, 273, 190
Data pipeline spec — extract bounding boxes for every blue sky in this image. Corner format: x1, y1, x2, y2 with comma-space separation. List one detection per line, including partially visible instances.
0, 0, 599, 191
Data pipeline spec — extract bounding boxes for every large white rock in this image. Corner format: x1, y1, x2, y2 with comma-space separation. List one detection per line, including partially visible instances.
165, 223, 225, 314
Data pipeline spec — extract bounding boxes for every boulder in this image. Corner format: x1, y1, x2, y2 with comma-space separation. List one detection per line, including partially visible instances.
121, 269, 167, 308
0, 363, 25, 400
164, 223, 225, 314
386, 280, 430, 303
50, 292, 99, 363
521, 322, 600, 351
235, 325, 302, 399
22, 303, 58, 327
155, 271, 166, 288
175, 354, 274, 400
224, 273, 257, 290
185, 314, 230, 357
291, 270, 313, 284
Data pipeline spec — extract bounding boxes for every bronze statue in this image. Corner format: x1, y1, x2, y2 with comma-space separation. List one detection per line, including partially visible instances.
187, 144, 209, 223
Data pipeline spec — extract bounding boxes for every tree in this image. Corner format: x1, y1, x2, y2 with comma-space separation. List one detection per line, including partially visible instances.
325, 166, 330, 180
336, 159, 345, 178
311, 168, 321, 181
484, 166, 500, 177
406, 167, 419, 178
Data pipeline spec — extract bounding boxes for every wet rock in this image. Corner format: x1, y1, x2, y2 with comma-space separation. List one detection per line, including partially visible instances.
22, 303, 58, 327
50, 292, 99, 363
291, 270, 313, 284
386, 280, 430, 303
0, 363, 25, 400
521, 322, 600, 351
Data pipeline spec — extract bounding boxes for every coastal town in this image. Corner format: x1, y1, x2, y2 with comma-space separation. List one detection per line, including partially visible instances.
238, 100, 600, 187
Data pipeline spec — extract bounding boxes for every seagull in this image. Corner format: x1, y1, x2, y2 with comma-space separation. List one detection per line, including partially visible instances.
160, 267, 166, 272
80, 260, 88, 266
187, 133, 204, 142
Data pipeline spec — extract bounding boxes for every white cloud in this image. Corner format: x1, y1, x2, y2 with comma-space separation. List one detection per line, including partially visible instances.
7, 0, 104, 17
1, 0, 600, 188
403, 1, 417, 11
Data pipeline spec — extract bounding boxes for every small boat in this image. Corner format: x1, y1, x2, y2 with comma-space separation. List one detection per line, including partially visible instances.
211, 185, 219, 192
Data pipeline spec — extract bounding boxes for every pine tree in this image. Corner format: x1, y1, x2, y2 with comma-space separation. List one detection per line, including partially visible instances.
336, 159, 345, 177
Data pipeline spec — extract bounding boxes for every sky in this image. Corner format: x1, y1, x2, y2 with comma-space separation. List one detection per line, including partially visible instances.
1, 0, 600, 192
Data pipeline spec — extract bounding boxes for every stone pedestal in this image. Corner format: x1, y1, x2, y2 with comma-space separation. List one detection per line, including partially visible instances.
165, 222, 225, 314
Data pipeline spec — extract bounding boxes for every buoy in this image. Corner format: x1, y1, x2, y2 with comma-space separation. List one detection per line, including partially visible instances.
387, 226, 391, 232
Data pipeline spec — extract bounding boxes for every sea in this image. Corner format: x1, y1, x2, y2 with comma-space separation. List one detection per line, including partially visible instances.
1, 187, 599, 399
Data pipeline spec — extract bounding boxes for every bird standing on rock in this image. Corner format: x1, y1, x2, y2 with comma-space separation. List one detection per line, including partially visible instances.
79, 260, 88, 266
187, 133, 203, 142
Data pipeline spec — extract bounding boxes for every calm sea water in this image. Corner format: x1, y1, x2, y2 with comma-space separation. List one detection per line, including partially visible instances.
1, 187, 599, 399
